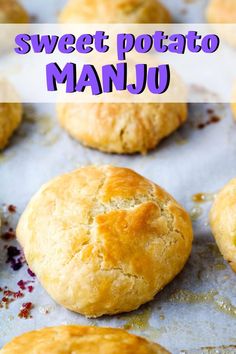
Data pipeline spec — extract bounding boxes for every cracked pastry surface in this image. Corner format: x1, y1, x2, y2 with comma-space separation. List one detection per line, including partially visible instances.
0, 325, 170, 353
0, 103, 22, 150
210, 178, 236, 272
17, 165, 193, 317
0, 0, 29, 23
57, 103, 187, 154
59, 0, 171, 24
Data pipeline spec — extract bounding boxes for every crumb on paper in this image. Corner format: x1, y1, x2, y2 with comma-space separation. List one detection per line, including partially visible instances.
17, 280, 34, 293
192, 192, 216, 203
169, 289, 218, 304
122, 308, 151, 330
215, 297, 236, 318
0, 287, 24, 309
1, 228, 16, 240
27, 268, 36, 278
18, 302, 34, 319
7, 205, 16, 213
6, 245, 25, 271
197, 116, 221, 130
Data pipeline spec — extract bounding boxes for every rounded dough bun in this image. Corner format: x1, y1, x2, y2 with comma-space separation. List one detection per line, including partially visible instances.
17, 165, 193, 317
59, 0, 171, 24
0, 0, 29, 23
206, 0, 236, 23
57, 103, 187, 154
0, 325, 170, 354
206, 0, 236, 46
0, 103, 22, 150
210, 178, 236, 272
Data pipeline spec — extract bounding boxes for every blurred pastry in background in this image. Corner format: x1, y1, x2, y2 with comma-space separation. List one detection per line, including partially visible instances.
56, 53, 187, 155
0, 0, 29, 23
206, 0, 236, 24
206, 0, 236, 46
57, 103, 187, 154
210, 178, 236, 272
17, 165, 193, 318
232, 84, 236, 120
0, 325, 170, 353
59, 0, 171, 24
232, 103, 236, 120
0, 102, 22, 150
59, 1, 178, 155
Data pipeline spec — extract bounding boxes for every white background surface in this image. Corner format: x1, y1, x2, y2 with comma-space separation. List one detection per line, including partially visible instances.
1, 1, 236, 353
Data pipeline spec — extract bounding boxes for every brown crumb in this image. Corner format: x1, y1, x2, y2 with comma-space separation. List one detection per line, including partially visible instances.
207, 108, 214, 115
8, 205, 16, 213
18, 302, 34, 319
2, 228, 16, 240
0, 288, 24, 309
197, 115, 221, 129
210, 116, 221, 124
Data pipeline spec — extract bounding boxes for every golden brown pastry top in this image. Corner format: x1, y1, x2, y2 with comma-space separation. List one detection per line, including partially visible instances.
57, 103, 187, 154
59, 0, 171, 24
0, 325, 170, 353
17, 165, 193, 317
210, 178, 236, 272
0, 0, 29, 23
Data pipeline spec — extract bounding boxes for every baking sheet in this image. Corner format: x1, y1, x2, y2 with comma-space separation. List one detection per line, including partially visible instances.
1, 1, 236, 353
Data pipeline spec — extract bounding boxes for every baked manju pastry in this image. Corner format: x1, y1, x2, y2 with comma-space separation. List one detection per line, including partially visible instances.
0, 103, 22, 150
206, 0, 236, 24
17, 165, 193, 317
206, 0, 236, 46
59, 1, 176, 155
57, 103, 187, 154
0, 325, 170, 354
0, 0, 29, 23
59, 0, 171, 24
210, 178, 236, 272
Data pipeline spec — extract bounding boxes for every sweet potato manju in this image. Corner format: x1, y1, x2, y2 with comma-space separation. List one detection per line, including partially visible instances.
14, 30, 219, 95
46, 62, 170, 95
